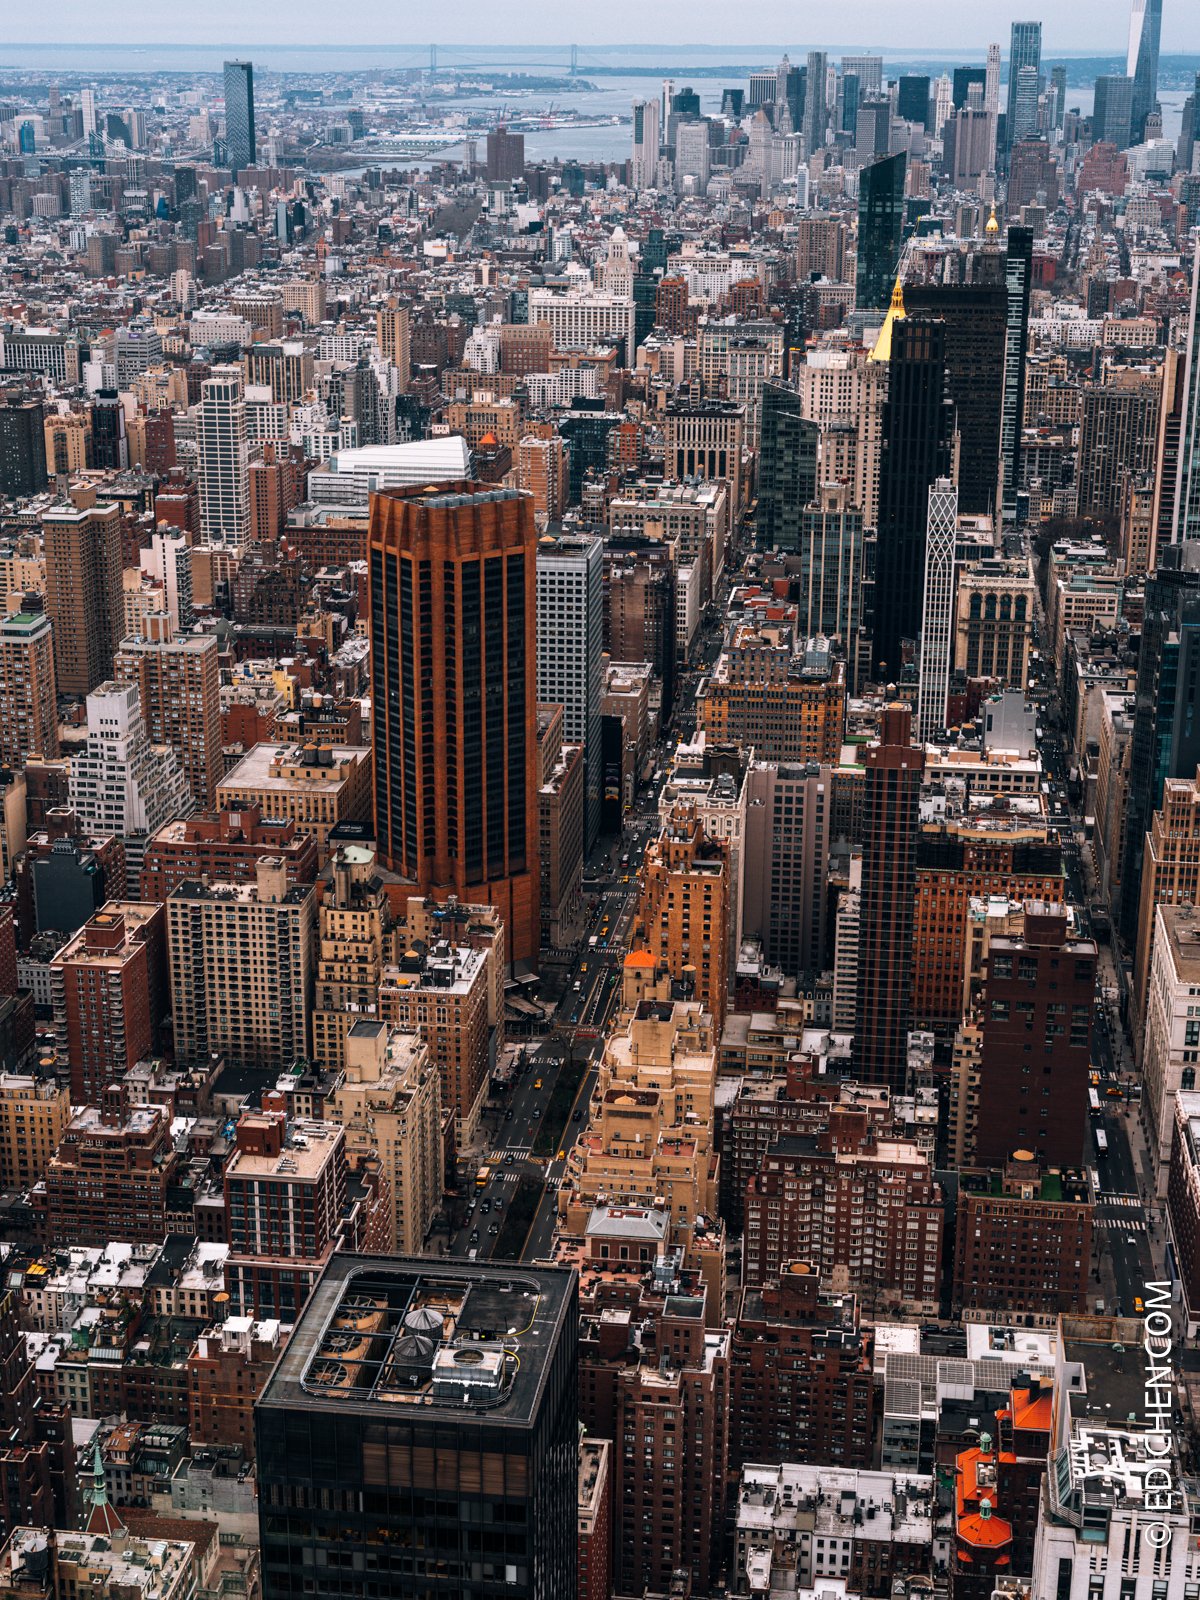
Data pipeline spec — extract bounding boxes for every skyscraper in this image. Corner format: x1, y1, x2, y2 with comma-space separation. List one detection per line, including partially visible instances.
855, 152, 906, 311
223, 59, 256, 173
485, 124, 525, 181
0, 609, 58, 765
975, 908, 1097, 1170
369, 483, 539, 965
905, 256, 1008, 516
1005, 22, 1042, 147
854, 704, 925, 1089
897, 75, 931, 128
1011, 65, 1041, 145
1093, 74, 1135, 149
196, 366, 250, 544
114, 613, 223, 809
0, 392, 47, 499
1173, 259, 1200, 545
1127, 0, 1163, 142
255, 1255, 578, 1600
872, 315, 955, 677
805, 51, 829, 150
916, 479, 958, 743
1000, 227, 1034, 522
757, 380, 819, 552
631, 98, 660, 189
536, 531, 604, 849
1119, 544, 1200, 946
42, 499, 123, 697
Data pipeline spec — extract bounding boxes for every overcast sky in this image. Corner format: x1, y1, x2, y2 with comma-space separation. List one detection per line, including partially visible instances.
4, 0, 1197, 55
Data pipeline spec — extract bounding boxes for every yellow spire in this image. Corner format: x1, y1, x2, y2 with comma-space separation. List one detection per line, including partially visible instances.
868, 275, 906, 363
985, 204, 1000, 237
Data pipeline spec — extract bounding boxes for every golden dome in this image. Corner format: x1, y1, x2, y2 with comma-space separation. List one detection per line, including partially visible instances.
985, 205, 1000, 236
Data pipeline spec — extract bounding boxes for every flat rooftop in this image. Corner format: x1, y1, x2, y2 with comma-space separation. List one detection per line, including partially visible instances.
258, 1255, 575, 1429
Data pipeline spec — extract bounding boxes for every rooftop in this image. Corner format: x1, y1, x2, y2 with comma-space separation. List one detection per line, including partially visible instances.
259, 1256, 574, 1428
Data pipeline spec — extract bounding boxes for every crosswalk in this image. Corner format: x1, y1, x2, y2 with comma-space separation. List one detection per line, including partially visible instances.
1097, 1193, 1142, 1208
1095, 1216, 1146, 1232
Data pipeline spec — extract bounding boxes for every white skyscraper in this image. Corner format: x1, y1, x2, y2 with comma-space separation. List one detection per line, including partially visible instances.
631, 99, 661, 190
985, 41, 1002, 168
69, 680, 193, 892
196, 365, 250, 544
917, 479, 959, 744
81, 87, 98, 137
536, 531, 604, 850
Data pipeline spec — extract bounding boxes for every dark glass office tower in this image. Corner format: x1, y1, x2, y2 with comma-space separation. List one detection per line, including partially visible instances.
1128, 0, 1163, 142
1174, 261, 1200, 544
223, 60, 256, 173
854, 703, 925, 1090
856, 152, 907, 311
872, 316, 954, 678
1000, 226, 1033, 522
1093, 74, 1134, 149
1118, 543, 1200, 947
1004, 22, 1042, 147
0, 392, 47, 498
368, 482, 540, 963
256, 1255, 579, 1600
897, 75, 931, 128
757, 381, 819, 551
905, 261, 1007, 517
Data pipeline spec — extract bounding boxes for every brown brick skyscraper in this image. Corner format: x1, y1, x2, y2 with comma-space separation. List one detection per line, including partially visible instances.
854, 703, 925, 1089
369, 483, 539, 965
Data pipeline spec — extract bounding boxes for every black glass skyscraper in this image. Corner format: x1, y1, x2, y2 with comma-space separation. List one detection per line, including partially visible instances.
256, 1256, 579, 1600
897, 75, 931, 128
1000, 226, 1033, 522
905, 258, 1007, 517
856, 152, 906, 311
223, 59, 256, 173
872, 316, 954, 678
1118, 543, 1200, 946
757, 381, 819, 552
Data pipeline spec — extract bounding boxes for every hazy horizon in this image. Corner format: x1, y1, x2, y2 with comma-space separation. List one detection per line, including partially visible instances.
1, 1, 1197, 59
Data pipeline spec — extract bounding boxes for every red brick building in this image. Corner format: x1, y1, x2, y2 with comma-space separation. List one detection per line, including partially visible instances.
43, 1101, 179, 1248
953, 1157, 1093, 1321
223, 1114, 348, 1321
974, 905, 1097, 1170
188, 1318, 286, 1458
577, 1437, 611, 1600
731, 1264, 876, 1472
140, 804, 318, 900
50, 903, 168, 1105
743, 1105, 944, 1313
